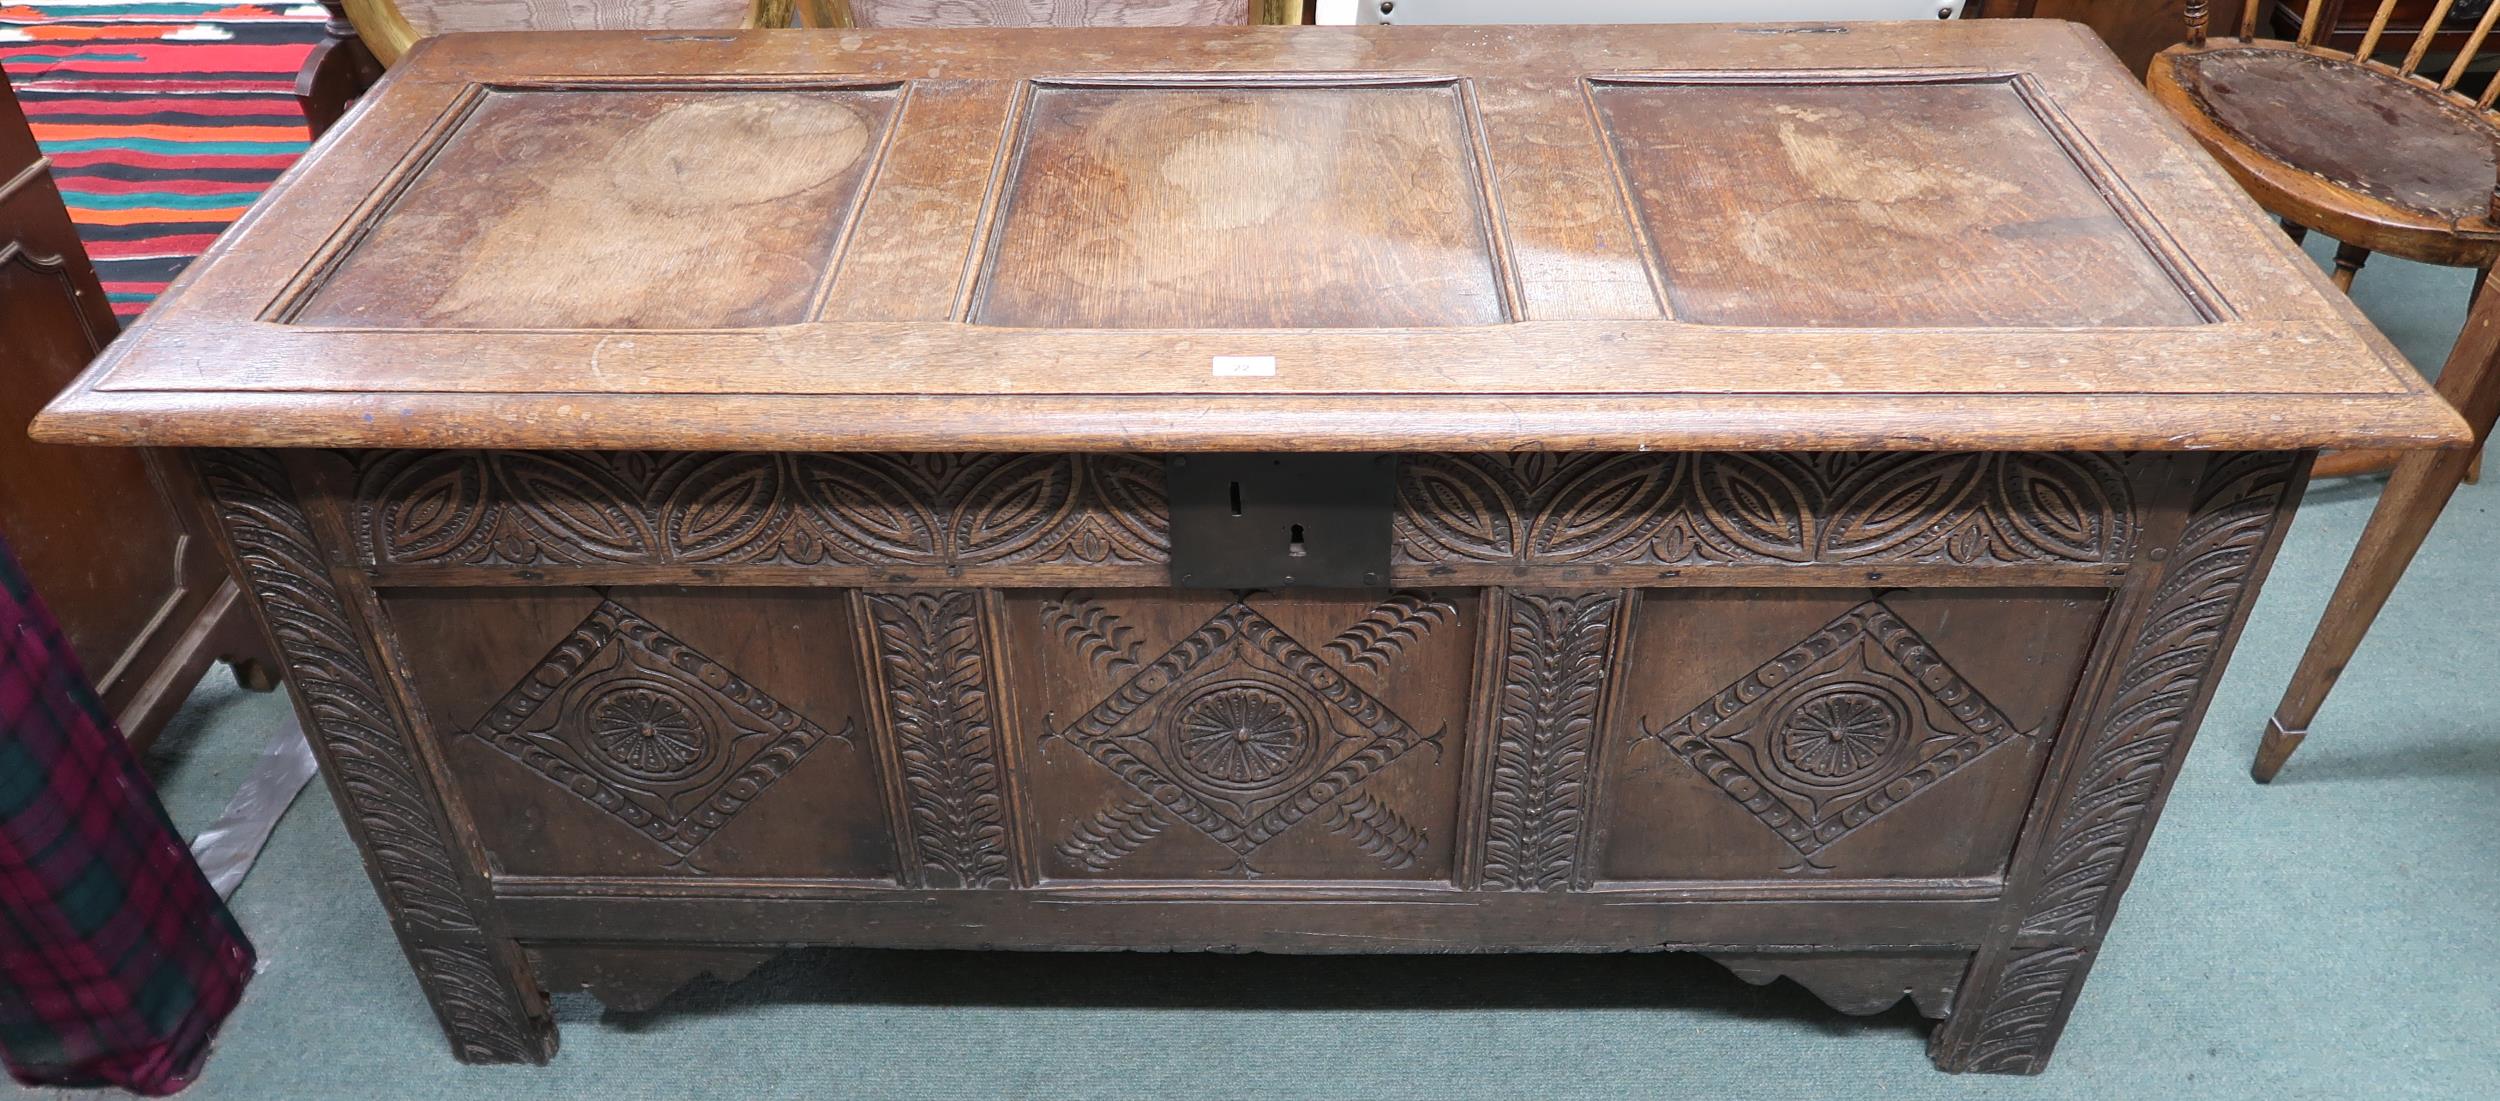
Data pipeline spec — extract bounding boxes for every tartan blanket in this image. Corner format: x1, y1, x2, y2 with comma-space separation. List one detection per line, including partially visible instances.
0, 528, 254, 1095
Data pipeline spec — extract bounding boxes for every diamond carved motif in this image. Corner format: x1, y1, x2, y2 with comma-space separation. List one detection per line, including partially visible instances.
472, 600, 847, 859
1642, 601, 2029, 865
1048, 602, 1442, 875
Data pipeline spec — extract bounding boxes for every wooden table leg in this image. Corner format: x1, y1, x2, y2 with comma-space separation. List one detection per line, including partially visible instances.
2255, 266, 2500, 781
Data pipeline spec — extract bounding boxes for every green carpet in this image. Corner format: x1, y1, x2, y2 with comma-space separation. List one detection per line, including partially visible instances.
18, 239, 2499, 1099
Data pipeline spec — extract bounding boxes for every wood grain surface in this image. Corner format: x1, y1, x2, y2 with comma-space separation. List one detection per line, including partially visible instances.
1593, 77, 2204, 327
28, 22, 2468, 453
973, 82, 1505, 328
295, 85, 898, 328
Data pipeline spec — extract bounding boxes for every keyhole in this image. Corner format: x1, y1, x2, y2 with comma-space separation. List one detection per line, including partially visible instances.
1288, 523, 1307, 557
1229, 481, 1242, 517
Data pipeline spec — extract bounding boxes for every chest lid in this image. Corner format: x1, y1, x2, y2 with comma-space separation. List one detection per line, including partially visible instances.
32, 22, 2467, 453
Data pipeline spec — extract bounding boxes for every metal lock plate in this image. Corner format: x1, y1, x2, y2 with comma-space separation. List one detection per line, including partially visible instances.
1166, 454, 1396, 589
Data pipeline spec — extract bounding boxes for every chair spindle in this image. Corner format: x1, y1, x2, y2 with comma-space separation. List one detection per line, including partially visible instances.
2445, 1, 2500, 88
2188, 0, 2209, 47
2401, 0, 2459, 73
2297, 0, 2332, 47
2355, 0, 2402, 59
2240, 0, 2260, 39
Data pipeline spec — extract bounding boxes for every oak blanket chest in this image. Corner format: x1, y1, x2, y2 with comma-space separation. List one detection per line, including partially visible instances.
33, 21, 2468, 1074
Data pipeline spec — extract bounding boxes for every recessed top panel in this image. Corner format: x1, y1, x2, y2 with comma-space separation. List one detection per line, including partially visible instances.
291, 85, 897, 329
973, 82, 1507, 329
1593, 79, 2203, 328
34, 26, 2464, 455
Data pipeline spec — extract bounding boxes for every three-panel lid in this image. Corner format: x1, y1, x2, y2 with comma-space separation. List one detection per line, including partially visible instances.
31, 21, 2471, 453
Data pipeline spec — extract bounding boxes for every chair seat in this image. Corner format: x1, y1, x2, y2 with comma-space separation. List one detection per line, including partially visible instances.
2166, 45, 2499, 228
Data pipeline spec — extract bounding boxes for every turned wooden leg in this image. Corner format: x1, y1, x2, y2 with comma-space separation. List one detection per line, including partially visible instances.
2281, 218, 2308, 244
2331, 242, 2372, 293
2257, 266, 2500, 782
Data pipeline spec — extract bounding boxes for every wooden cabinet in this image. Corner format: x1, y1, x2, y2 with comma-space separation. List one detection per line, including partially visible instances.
0, 73, 273, 747
32, 22, 2464, 1074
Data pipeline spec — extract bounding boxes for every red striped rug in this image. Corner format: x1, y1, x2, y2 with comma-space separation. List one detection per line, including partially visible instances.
2, 1, 325, 319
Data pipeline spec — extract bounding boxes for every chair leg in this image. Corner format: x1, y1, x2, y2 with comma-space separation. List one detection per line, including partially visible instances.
2257, 266, 2500, 781
2460, 265, 2488, 486
2331, 242, 2372, 293
2281, 218, 2309, 244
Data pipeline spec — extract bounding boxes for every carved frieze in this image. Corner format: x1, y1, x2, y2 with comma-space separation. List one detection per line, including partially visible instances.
351, 451, 2138, 581
351, 451, 1167, 571
1396, 452, 2136, 572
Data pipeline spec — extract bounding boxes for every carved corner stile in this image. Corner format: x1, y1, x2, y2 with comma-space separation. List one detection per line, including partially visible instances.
1930, 451, 2308, 1074
193, 449, 555, 1063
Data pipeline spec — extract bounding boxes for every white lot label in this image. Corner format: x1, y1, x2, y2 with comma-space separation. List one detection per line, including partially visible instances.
1211, 355, 1277, 377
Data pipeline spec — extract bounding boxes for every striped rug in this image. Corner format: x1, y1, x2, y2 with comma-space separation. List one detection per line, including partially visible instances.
1, 0, 325, 319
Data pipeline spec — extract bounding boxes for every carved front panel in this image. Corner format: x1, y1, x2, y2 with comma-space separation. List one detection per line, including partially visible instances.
244, 443, 2319, 1073
346, 449, 2167, 893
1599, 589, 2104, 881
1007, 589, 1476, 882
384, 587, 898, 880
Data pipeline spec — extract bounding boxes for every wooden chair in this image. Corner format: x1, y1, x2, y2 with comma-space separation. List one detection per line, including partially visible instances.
2253, 263, 2500, 781
297, 0, 795, 136
2149, 0, 2500, 478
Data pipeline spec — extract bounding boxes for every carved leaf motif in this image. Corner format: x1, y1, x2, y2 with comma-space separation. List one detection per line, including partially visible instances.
1989, 453, 2126, 562
1526, 454, 1679, 561
1038, 591, 1142, 676
794, 455, 946, 564
1822, 453, 1984, 558
662, 454, 789, 561
1958, 946, 2090, 1074
1087, 452, 1173, 555
953, 454, 1080, 563
496, 451, 656, 561
1693, 453, 1815, 562
1057, 798, 1170, 872
1394, 456, 1517, 562
2018, 453, 2291, 938
372, 451, 494, 562
200, 450, 546, 1061
1481, 591, 1616, 891
1324, 789, 1428, 870
1324, 593, 1458, 675
865, 591, 1012, 889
